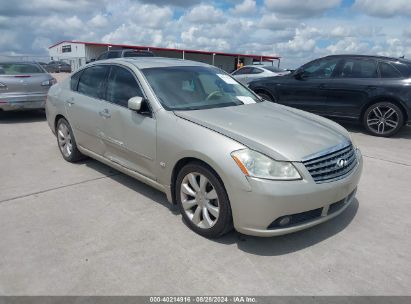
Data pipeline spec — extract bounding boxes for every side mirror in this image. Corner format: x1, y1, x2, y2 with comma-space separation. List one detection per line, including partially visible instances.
128, 96, 143, 111
293, 70, 305, 80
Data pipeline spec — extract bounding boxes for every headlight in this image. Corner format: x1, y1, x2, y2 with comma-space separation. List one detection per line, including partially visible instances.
231, 149, 301, 180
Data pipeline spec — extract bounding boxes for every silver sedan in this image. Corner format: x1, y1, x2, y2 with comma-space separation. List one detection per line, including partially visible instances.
46, 58, 362, 238
0, 62, 56, 111
231, 65, 290, 85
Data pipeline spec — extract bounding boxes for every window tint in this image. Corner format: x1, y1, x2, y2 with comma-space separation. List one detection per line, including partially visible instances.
302, 58, 340, 79
107, 51, 121, 59
78, 65, 109, 99
392, 62, 411, 77
250, 68, 264, 74
97, 52, 108, 60
263, 66, 284, 73
380, 62, 403, 78
106, 66, 143, 107
336, 59, 378, 78
70, 70, 83, 91
0, 63, 43, 75
232, 67, 247, 75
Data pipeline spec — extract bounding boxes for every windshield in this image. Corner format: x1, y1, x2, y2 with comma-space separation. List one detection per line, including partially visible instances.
0, 63, 44, 75
142, 66, 260, 111
263, 66, 285, 73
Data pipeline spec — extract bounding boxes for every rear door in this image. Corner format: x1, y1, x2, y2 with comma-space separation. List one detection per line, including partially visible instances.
99, 65, 157, 179
232, 67, 252, 84
65, 65, 109, 155
321, 57, 379, 118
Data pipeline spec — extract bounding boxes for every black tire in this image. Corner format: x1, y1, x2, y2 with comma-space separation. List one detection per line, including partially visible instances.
56, 118, 84, 162
363, 102, 404, 137
176, 162, 233, 238
257, 91, 274, 102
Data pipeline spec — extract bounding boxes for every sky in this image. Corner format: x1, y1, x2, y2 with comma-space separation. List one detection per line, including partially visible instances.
0, 0, 411, 68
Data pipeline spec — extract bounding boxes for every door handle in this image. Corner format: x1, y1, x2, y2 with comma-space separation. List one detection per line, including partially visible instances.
99, 109, 111, 118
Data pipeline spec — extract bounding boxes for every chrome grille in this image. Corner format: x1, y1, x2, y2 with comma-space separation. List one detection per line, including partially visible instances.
302, 143, 357, 183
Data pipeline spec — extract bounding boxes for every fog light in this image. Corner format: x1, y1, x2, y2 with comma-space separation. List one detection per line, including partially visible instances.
279, 216, 291, 227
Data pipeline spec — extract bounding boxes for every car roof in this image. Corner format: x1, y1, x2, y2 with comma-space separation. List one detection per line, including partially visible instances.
98, 57, 211, 69
324, 54, 411, 64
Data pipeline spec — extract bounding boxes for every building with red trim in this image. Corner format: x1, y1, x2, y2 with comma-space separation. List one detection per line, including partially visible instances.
48, 40, 280, 72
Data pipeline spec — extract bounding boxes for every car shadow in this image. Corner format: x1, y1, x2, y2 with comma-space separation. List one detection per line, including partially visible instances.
82, 159, 178, 213
332, 119, 411, 139
80, 158, 359, 255
0, 110, 46, 124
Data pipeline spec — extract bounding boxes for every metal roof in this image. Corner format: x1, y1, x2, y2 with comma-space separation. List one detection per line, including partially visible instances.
49, 40, 280, 61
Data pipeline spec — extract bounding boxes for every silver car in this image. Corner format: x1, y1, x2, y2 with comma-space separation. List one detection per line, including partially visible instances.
46, 58, 363, 238
232, 65, 290, 85
0, 62, 56, 111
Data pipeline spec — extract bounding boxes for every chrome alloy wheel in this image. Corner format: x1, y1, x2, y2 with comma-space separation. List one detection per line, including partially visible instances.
366, 105, 399, 135
180, 172, 220, 229
57, 122, 73, 158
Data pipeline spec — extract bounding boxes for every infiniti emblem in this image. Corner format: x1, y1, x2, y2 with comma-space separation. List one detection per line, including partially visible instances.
336, 158, 348, 168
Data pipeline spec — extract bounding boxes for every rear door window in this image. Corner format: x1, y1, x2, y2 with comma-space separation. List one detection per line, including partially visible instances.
379, 62, 403, 78
336, 58, 378, 78
77, 65, 109, 99
106, 65, 144, 107
70, 70, 83, 91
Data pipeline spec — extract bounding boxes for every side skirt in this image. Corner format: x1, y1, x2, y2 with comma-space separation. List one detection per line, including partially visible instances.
78, 145, 173, 204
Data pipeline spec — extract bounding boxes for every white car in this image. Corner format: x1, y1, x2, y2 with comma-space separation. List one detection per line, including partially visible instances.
232, 65, 290, 85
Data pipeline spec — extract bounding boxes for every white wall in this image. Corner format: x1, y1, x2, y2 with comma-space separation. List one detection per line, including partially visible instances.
49, 42, 87, 71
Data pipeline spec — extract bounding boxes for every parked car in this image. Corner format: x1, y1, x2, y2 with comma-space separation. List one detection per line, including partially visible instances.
46, 61, 72, 73
0, 62, 56, 111
231, 65, 290, 85
95, 49, 154, 61
46, 58, 362, 238
249, 55, 411, 137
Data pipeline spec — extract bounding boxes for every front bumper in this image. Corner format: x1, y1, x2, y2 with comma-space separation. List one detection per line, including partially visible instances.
229, 148, 363, 237
0, 93, 46, 111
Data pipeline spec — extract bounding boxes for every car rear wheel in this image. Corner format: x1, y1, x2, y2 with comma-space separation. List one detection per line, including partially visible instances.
56, 118, 84, 162
363, 102, 404, 137
176, 162, 232, 238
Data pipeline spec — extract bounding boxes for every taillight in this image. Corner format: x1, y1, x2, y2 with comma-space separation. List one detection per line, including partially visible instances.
41, 78, 57, 86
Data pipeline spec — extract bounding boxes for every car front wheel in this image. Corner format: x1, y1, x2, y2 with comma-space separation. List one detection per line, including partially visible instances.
363, 102, 404, 137
176, 162, 232, 238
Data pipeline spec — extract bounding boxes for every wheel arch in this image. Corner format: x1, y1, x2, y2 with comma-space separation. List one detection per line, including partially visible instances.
251, 87, 276, 101
361, 96, 408, 124
54, 114, 66, 132
170, 157, 228, 205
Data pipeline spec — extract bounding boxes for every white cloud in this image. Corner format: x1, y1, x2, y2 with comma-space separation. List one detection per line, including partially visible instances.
264, 0, 341, 17
88, 14, 108, 28
354, 0, 411, 17
184, 5, 225, 24
232, 0, 256, 15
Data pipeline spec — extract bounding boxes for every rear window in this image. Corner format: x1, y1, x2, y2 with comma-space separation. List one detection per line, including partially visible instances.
0, 63, 44, 75
263, 66, 285, 73
392, 61, 411, 78
123, 51, 154, 57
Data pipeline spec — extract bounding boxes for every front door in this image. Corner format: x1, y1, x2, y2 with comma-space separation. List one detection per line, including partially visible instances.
277, 57, 341, 114
100, 65, 157, 180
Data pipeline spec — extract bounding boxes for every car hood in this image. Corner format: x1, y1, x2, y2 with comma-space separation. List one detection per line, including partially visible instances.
174, 101, 350, 162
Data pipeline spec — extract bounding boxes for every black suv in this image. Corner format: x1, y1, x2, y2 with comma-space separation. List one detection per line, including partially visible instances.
249, 55, 411, 137
96, 49, 154, 61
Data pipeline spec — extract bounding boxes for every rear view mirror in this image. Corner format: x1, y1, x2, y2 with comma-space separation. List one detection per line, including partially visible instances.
128, 96, 143, 111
